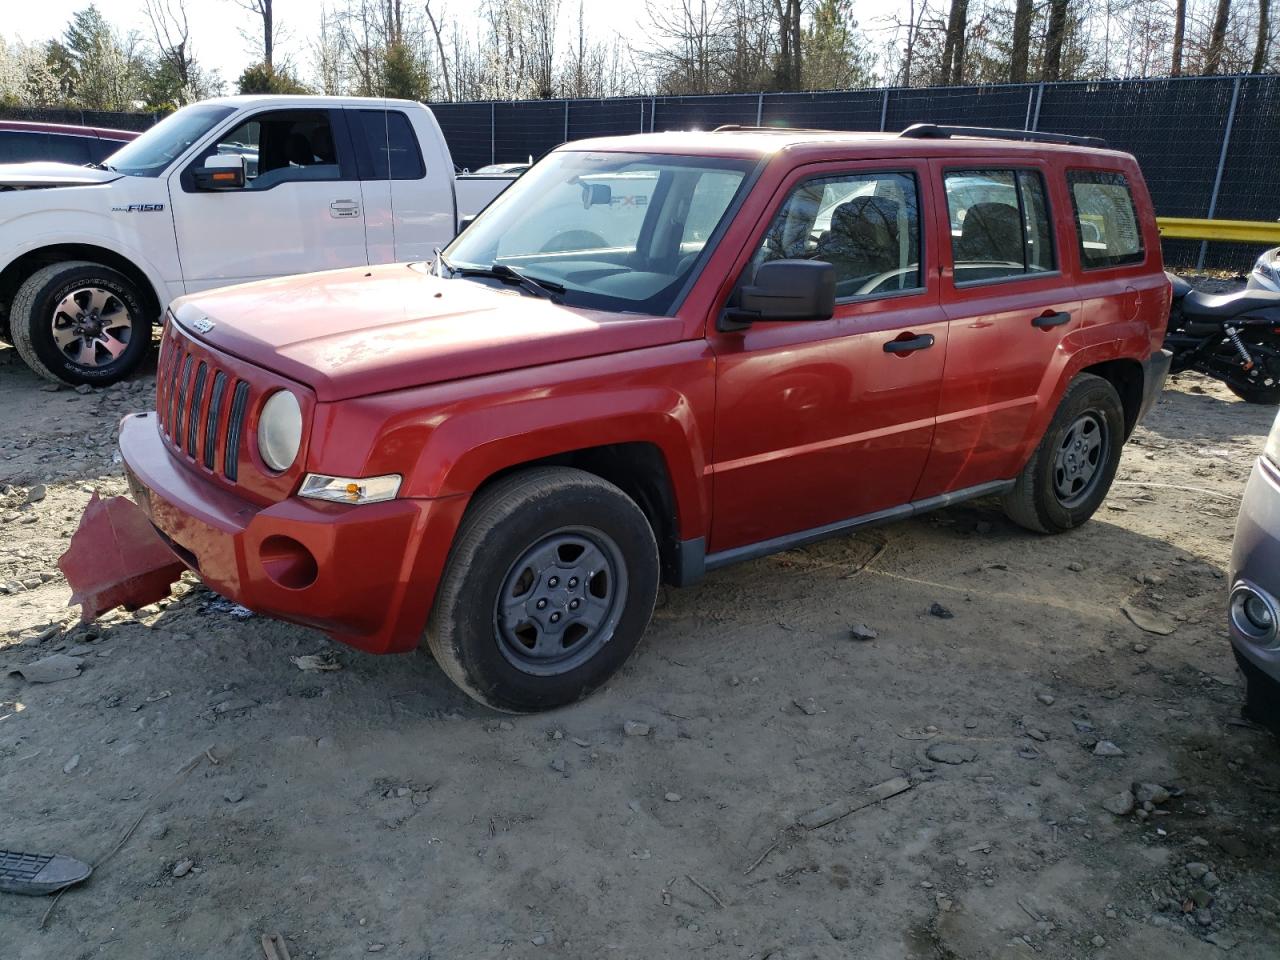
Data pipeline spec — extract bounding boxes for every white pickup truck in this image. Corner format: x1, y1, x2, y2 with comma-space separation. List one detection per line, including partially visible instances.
0, 95, 514, 385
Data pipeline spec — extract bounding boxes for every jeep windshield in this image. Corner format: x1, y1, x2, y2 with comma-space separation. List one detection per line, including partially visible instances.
103, 103, 237, 177
441, 151, 754, 314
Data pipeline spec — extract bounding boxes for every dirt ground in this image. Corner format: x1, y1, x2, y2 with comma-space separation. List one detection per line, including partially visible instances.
2, 332, 1279, 960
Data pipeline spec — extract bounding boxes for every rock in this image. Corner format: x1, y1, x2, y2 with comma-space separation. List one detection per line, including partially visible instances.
1133, 643, 1149, 653
63, 754, 81, 774
623, 721, 651, 737
1206, 932, 1238, 950
531, 935, 547, 946
794, 698, 820, 716
1036, 693, 1056, 706
74, 383, 93, 395
1186, 862, 1210, 880
212, 697, 256, 715
849, 623, 879, 641
367, 944, 386, 953
1092, 935, 1106, 947
549, 758, 566, 774
224, 788, 244, 804
1195, 908, 1213, 926
1190, 888, 1214, 909
24, 484, 46, 503
498, 721, 513, 731
1122, 604, 1177, 635
1093, 740, 1125, 757
172, 858, 194, 878
1021, 717, 1049, 741
148, 822, 168, 840
1203, 871, 1220, 890
925, 742, 977, 765
1102, 790, 1135, 816
1133, 783, 1170, 805
664, 791, 682, 802
9, 653, 82, 684
411, 791, 430, 806
1068, 561, 1086, 572
1072, 719, 1095, 733
929, 602, 954, 619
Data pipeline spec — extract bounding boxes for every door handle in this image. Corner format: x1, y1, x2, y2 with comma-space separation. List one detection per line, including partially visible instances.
1033, 310, 1072, 328
329, 200, 360, 219
883, 333, 936, 354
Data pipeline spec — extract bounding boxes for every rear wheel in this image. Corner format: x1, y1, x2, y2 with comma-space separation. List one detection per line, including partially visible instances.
425, 467, 660, 712
1003, 373, 1126, 534
10, 260, 150, 386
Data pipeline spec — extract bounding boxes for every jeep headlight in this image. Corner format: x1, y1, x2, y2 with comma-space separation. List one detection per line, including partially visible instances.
299, 474, 401, 504
257, 390, 302, 472
1266, 410, 1280, 468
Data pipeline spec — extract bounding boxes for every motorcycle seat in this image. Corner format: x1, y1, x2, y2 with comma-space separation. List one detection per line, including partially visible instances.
1183, 288, 1280, 320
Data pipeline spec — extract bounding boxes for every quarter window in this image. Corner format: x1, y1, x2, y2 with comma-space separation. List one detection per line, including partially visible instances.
755, 171, 922, 300
1067, 170, 1144, 269
945, 169, 1055, 283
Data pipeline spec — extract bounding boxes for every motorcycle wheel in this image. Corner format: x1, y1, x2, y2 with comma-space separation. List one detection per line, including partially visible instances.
1212, 334, 1280, 405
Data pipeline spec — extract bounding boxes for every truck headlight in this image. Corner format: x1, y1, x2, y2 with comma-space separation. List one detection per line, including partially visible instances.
299, 474, 401, 504
1265, 410, 1280, 468
258, 390, 302, 472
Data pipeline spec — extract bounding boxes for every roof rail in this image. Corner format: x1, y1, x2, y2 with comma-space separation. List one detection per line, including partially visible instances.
899, 123, 1108, 149
711, 124, 839, 134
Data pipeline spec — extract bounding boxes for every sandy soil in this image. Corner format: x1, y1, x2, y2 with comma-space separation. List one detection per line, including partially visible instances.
1, 335, 1279, 960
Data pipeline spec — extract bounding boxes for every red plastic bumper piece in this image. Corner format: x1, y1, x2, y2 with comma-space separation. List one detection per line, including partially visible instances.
117, 412, 464, 654
59, 492, 186, 623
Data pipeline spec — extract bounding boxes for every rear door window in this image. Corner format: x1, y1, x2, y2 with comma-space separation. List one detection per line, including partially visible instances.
1067, 170, 1144, 269
350, 109, 425, 180
754, 171, 923, 300
944, 169, 1055, 283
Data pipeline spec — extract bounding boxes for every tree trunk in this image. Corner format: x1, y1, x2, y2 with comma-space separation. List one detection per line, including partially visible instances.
1203, 0, 1231, 75
263, 0, 273, 70
1171, 0, 1186, 75
940, 0, 969, 85
1009, 0, 1033, 83
425, 1, 453, 100
1253, 0, 1271, 73
1042, 0, 1069, 81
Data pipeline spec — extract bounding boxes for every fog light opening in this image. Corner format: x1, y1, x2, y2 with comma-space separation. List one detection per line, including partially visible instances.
259, 535, 318, 590
1231, 585, 1279, 645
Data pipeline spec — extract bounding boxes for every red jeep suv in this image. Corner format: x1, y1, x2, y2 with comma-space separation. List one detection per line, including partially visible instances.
120, 124, 1172, 712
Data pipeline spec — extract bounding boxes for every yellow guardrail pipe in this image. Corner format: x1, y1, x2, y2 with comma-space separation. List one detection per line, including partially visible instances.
1157, 217, 1280, 244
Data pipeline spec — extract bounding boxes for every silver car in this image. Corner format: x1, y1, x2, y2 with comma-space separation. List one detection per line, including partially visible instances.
1230, 409, 1280, 734
1248, 246, 1280, 292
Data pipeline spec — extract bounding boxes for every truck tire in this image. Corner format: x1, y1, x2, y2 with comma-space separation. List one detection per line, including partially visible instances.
1002, 373, 1126, 534
10, 261, 150, 386
425, 467, 660, 713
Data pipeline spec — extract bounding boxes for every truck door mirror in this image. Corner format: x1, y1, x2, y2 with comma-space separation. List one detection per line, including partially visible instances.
194, 154, 247, 191
722, 260, 836, 330
581, 182, 611, 208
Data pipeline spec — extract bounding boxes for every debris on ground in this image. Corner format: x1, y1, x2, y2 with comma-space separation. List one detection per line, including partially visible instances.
8, 653, 82, 684
290, 652, 342, 672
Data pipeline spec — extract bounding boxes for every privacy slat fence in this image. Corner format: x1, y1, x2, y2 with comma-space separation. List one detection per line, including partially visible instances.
6, 74, 1278, 268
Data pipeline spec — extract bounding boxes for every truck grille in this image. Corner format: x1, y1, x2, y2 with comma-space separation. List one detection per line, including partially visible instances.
157, 334, 253, 481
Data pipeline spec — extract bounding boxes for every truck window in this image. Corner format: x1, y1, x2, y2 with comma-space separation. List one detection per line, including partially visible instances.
755, 171, 922, 300
945, 169, 1054, 283
206, 110, 341, 189
1067, 170, 1144, 269
351, 109, 425, 180
106, 103, 236, 176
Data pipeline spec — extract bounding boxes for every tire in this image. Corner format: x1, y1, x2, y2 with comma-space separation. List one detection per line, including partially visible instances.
10, 260, 150, 386
425, 467, 660, 713
1228, 383, 1280, 405
1002, 373, 1126, 534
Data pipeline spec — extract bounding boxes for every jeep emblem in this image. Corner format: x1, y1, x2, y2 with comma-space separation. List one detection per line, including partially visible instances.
191, 317, 215, 334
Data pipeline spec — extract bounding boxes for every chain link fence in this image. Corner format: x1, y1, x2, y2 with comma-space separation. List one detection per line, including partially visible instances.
4, 75, 1277, 268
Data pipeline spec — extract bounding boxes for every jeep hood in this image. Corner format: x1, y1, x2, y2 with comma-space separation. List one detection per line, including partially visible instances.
0, 162, 122, 189
170, 263, 687, 401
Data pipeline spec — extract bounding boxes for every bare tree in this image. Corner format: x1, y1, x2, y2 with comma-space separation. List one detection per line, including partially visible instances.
939, 0, 968, 84
1171, 0, 1187, 75
233, 0, 276, 69
1008, 0, 1033, 83
1042, 0, 1069, 81
771, 0, 804, 89
1253, 0, 1271, 72
1203, 0, 1232, 74
424, 0, 453, 100
144, 0, 194, 87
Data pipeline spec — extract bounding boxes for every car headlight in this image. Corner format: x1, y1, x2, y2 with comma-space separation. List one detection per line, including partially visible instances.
299, 473, 401, 504
257, 390, 303, 472
1265, 410, 1280, 467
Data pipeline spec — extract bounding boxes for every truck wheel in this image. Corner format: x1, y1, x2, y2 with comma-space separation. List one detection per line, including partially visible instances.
10, 261, 150, 386
426, 467, 660, 713
1002, 373, 1126, 534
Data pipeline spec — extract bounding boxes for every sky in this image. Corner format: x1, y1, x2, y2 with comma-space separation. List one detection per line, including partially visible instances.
5, 0, 905, 87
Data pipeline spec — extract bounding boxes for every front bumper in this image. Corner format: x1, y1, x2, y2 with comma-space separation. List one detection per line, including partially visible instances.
1136, 347, 1173, 426
1229, 455, 1280, 730
119, 412, 464, 654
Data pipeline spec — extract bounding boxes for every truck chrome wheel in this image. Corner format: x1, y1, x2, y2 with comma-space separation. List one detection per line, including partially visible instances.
1053, 412, 1108, 507
50, 286, 133, 368
495, 526, 628, 676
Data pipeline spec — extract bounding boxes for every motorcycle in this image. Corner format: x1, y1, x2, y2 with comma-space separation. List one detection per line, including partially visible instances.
1166, 272, 1280, 404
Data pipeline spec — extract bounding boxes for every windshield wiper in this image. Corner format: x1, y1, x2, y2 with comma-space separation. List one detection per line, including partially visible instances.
435, 253, 564, 301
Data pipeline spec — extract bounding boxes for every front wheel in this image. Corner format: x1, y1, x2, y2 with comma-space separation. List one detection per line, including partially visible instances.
1003, 373, 1126, 534
10, 260, 150, 386
425, 467, 660, 712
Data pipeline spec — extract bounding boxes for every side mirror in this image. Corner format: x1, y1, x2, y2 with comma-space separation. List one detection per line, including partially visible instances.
194, 154, 246, 190
457, 214, 477, 235
723, 259, 836, 329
